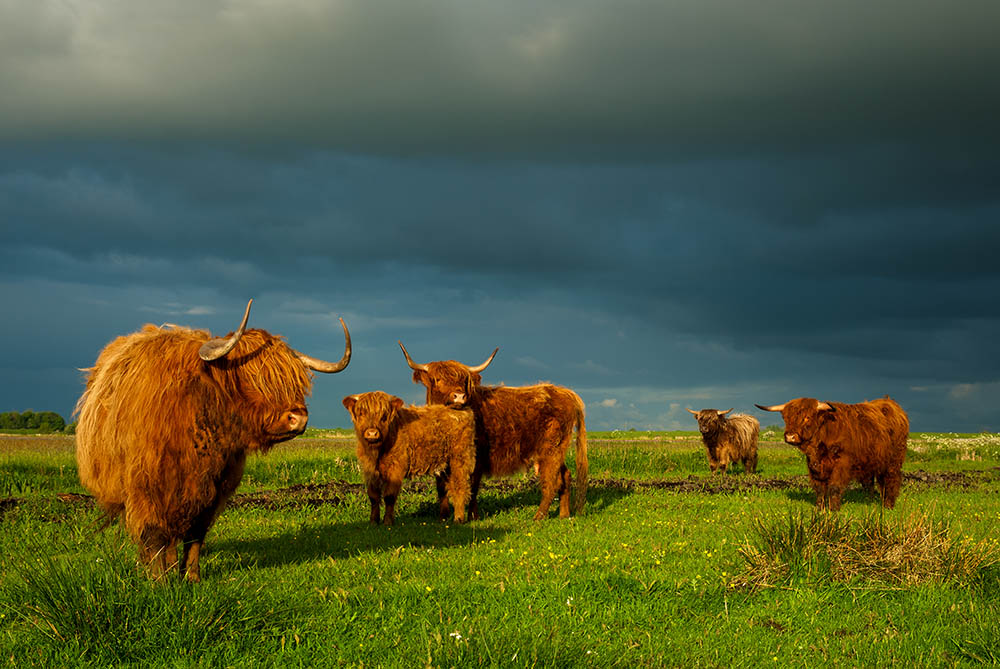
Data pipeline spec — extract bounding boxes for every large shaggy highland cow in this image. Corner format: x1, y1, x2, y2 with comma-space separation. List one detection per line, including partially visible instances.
342, 391, 476, 525
756, 396, 909, 510
399, 343, 588, 521
74, 300, 351, 581
686, 408, 759, 474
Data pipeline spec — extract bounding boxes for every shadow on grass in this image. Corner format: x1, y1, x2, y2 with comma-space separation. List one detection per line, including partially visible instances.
212, 484, 634, 571
785, 486, 884, 507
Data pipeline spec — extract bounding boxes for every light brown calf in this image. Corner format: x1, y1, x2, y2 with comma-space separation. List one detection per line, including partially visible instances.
343, 391, 476, 525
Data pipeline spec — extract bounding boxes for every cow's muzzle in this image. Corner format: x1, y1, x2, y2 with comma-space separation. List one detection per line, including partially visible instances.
784, 432, 801, 445
447, 392, 467, 407
364, 428, 382, 443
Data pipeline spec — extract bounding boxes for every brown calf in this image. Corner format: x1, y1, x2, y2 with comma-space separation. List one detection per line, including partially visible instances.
75, 299, 351, 581
686, 408, 759, 474
756, 396, 909, 510
399, 343, 588, 521
342, 391, 476, 525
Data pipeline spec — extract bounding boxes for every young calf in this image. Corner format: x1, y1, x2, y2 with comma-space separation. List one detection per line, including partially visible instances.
686, 408, 759, 474
342, 391, 476, 525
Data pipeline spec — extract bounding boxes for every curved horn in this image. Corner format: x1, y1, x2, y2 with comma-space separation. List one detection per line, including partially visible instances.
295, 318, 352, 373
816, 401, 834, 412
199, 299, 253, 361
755, 403, 786, 412
399, 341, 429, 372
718, 408, 734, 416
466, 347, 499, 374
685, 408, 699, 415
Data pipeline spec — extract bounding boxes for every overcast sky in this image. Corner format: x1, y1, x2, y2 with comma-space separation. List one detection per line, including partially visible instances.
2, 0, 998, 431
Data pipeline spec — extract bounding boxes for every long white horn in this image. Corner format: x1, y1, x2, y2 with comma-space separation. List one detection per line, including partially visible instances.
399, 341, 429, 372
295, 318, 352, 373
466, 348, 499, 374
199, 299, 252, 361
754, 403, 786, 412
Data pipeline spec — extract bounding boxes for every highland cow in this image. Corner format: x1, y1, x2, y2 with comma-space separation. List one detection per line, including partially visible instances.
74, 299, 351, 581
343, 391, 476, 525
399, 343, 588, 521
686, 408, 759, 474
755, 396, 909, 510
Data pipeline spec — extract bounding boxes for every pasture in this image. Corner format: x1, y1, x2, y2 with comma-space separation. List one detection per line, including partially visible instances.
2, 430, 999, 667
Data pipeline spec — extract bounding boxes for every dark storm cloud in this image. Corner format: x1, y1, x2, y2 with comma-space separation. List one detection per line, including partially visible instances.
1, 1, 998, 157
1, 1, 998, 431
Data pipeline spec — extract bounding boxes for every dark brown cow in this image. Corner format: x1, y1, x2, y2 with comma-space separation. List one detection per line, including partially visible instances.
342, 391, 476, 525
686, 408, 759, 474
755, 396, 909, 510
74, 299, 351, 581
399, 343, 588, 521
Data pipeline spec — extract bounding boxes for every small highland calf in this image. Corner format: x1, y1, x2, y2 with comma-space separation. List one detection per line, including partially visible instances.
342, 391, 476, 525
756, 396, 909, 511
686, 408, 760, 474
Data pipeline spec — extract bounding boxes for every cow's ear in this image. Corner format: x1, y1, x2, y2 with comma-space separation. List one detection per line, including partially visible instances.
469, 371, 482, 387
390, 396, 405, 412
342, 395, 359, 413
412, 370, 429, 386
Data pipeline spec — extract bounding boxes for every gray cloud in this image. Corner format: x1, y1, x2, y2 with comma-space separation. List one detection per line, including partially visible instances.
1, 2, 998, 432
1, 1, 998, 156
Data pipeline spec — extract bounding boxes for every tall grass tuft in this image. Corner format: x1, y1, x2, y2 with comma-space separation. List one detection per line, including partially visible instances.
734, 510, 1000, 591
1, 535, 303, 665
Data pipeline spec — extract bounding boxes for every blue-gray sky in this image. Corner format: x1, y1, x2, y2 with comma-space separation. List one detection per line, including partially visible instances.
2, 0, 998, 431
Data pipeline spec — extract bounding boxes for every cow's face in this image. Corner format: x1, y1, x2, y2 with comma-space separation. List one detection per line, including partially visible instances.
218, 331, 314, 445
343, 391, 405, 445
412, 362, 481, 408
690, 409, 730, 436
778, 398, 834, 448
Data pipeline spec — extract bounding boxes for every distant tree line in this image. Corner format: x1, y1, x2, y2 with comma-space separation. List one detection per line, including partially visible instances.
0, 410, 70, 433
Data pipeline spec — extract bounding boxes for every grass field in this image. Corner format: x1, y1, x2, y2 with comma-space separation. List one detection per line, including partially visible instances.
2, 431, 999, 667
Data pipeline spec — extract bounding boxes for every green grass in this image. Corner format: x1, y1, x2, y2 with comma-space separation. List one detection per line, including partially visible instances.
2, 432, 1000, 666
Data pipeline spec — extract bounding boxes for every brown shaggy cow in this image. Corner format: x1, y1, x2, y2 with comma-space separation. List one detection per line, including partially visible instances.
755, 396, 909, 511
399, 343, 588, 521
74, 299, 351, 581
342, 391, 476, 525
686, 408, 759, 474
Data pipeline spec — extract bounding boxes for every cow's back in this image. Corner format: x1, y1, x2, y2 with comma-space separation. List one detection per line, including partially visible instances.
825, 398, 908, 469
395, 405, 476, 477
75, 326, 216, 509
475, 383, 583, 474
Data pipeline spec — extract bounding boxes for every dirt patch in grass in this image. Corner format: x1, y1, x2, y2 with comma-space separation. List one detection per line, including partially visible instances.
5, 468, 993, 516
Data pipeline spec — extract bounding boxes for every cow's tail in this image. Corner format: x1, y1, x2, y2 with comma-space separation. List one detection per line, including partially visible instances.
573, 396, 589, 516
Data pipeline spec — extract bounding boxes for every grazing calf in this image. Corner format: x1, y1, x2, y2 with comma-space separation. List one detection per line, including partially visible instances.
686, 408, 759, 474
342, 391, 476, 525
756, 396, 909, 510
74, 299, 351, 581
400, 343, 588, 521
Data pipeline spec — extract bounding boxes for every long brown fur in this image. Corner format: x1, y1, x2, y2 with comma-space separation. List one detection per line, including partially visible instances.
689, 409, 759, 474
75, 324, 315, 581
412, 362, 588, 521
343, 391, 476, 525
759, 396, 909, 511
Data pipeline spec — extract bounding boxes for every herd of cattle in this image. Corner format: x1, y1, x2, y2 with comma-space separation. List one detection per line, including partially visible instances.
72, 300, 910, 581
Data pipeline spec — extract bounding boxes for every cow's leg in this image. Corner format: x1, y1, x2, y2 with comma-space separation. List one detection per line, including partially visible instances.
880, 471, 902, 509
827, 465, 851, 511
444, 457, 473, 524
382, 478, 402, 526
435, 473, 451, 520
533, 458, 562, 521
367, 481, 382, 525
809, 477, 828, 510
468, 469, 484, 521
180, 454, 246, 583
139, 526, 173, 581
557, 464, 572, 519
745, 454, 757, 474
